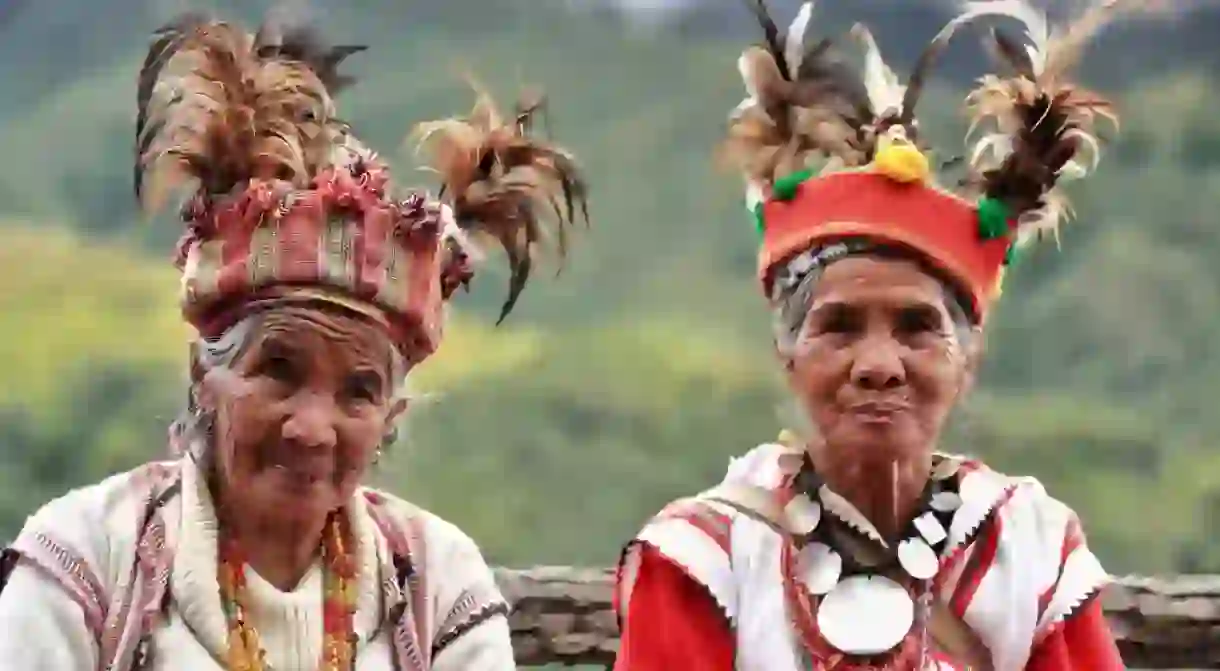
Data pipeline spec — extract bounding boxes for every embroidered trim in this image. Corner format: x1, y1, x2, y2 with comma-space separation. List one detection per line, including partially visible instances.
431, 600, 510, 657
10, 531, 108, 640
103, 467, 182, 671
365, 494, 430, 671
1035, 545, 1109, 639
631, 516, 739, 621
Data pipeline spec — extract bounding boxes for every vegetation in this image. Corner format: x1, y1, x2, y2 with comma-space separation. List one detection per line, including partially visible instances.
0, 0, 1216, 580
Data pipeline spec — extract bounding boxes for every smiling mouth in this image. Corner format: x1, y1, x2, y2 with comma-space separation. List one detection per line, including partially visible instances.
848, 401, 910, 422
269, 462, 334, 487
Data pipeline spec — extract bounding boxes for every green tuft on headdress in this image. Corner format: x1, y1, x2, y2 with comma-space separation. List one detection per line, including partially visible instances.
771, 168, 815, 202
976, 197, 1012, 240
752, 201, 766, 239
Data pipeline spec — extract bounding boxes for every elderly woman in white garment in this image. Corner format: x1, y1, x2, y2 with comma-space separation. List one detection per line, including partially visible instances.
0, 13, 587, 671
613, 1, 1129, 670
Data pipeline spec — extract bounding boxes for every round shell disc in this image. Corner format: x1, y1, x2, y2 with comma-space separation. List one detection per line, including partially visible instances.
930, 491, 963, 512
796, 542, 841, 595
817, 575, 914, 654
897, 537, 940, 580
784, 494, 823, 535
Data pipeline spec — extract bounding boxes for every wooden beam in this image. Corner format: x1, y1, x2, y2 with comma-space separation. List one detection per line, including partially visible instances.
495, 567, 1220, 668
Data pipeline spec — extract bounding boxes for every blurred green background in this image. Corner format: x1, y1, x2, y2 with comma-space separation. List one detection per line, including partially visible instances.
0, 0, 1217, 579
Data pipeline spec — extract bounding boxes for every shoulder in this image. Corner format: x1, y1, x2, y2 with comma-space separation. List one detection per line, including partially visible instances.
947, 458, 1108, 658
359, 487, 490, 565
617, 442, 793, 621
358, 488, 511, 657
5, 461, 180, 639
11, 461, 180, 587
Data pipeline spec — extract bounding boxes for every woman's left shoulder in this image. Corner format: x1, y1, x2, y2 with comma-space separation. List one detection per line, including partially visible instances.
358, 488, 492, 567
956, 460, 1109, 629
966, 461, 1090, 541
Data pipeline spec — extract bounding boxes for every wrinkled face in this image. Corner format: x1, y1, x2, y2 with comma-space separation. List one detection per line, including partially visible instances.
200, 307, 400, 524
785, 256, 976, 463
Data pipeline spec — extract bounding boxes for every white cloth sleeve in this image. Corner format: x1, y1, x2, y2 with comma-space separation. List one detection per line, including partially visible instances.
0, 562, 101, 670
428, 526, 515, 671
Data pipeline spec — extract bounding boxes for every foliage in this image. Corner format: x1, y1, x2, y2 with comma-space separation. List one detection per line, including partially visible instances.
0, 1, 1216, 579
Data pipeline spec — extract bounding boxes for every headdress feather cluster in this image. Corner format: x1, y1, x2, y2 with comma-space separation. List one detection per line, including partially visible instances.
962, 0, 1127, 244
412, 86, 590, 323
134, 12, 368, 213
136, 13, 589, 326
726, 0, 1128, 247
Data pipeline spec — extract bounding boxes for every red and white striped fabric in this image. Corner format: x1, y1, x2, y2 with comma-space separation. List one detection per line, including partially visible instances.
614, 444, 1123, 671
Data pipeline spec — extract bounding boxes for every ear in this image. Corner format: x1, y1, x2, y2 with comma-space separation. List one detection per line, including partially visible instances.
386, 396, 409, 424
958, 325, 985, 397
195, 370, 218, 412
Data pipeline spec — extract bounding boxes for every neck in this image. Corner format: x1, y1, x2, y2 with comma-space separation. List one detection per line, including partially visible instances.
809, 443, 933, 541
236, 516, 327, 591
213, 490, 331, 592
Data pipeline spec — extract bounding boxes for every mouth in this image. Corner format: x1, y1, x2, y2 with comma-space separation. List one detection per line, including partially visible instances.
260, 451, 336, 488
846, 400, 910, 424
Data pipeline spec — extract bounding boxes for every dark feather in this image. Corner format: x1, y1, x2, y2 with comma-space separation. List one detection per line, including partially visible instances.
982, 95, 1072, 214
744, 0, 790, 78
415, 91, 589, 323
987, 28, 1036, 78
254, 19, 367, 95
899, 26, 957, 128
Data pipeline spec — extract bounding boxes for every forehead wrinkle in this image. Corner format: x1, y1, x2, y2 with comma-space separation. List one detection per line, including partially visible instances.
810, 258, 950, 313
257, 306, 393, 372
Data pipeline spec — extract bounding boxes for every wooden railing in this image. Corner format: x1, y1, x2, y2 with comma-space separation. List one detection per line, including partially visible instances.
495, 567, 1220, 668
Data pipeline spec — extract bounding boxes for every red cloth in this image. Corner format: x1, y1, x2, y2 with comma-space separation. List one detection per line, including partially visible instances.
615, 547, 1124, 671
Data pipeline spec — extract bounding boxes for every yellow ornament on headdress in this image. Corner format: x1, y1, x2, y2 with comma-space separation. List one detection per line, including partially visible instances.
871, 125, 929, 184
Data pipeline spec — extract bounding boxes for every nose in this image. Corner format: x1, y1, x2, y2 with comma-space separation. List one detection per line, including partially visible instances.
849, 337, 906, 391
280, 392, 339, 451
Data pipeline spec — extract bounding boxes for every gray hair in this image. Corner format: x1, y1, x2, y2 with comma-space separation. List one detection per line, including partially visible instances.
172, 311, 410, 463
770, 240, 974, 357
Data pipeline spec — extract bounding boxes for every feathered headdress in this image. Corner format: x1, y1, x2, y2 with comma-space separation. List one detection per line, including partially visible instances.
135, 13, 367, 212
963, 0, 1122, 244
727, 0, 1125, 321
413, 86, 590, 324
135, 14, 589, 362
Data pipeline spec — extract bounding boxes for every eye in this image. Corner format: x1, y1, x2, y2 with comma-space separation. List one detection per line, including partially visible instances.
342, 372, 383, 404
895, 306, 945, 336
812, 304, 862, 336
252, 343, 302, 386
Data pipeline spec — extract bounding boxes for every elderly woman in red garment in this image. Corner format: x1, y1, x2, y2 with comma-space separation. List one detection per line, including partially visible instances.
613, 1, 1128, 669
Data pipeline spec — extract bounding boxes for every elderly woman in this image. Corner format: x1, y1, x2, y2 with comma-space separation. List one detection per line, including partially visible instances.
613, 1, 1127, 670
0, 14, 586, 671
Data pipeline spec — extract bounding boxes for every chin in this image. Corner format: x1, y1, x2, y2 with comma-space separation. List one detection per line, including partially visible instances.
257, 474, 344, 516
837, 424, 925, 461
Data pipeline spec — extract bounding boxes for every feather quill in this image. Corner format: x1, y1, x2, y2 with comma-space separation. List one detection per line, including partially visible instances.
412, 87, 589, 324
135, 13, 345, 213
724, 0, 872, 190
961, 0, 1126, 244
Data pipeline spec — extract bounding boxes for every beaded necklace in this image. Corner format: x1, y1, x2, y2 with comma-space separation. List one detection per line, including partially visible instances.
217, 513, 359, 671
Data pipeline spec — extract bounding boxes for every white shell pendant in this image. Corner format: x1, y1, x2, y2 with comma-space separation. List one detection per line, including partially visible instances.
817, 575, 915, 654
913, 512, 947, 546
930, 491, 963, 512
896, 537, 940, 580
784, 493, 823, 535
796, 542, 842, 595
930, 457, 962, 481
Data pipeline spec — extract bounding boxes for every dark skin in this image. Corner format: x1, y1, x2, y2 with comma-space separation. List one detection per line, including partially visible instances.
196, 306, 407, 591
781, 256, 981, 540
